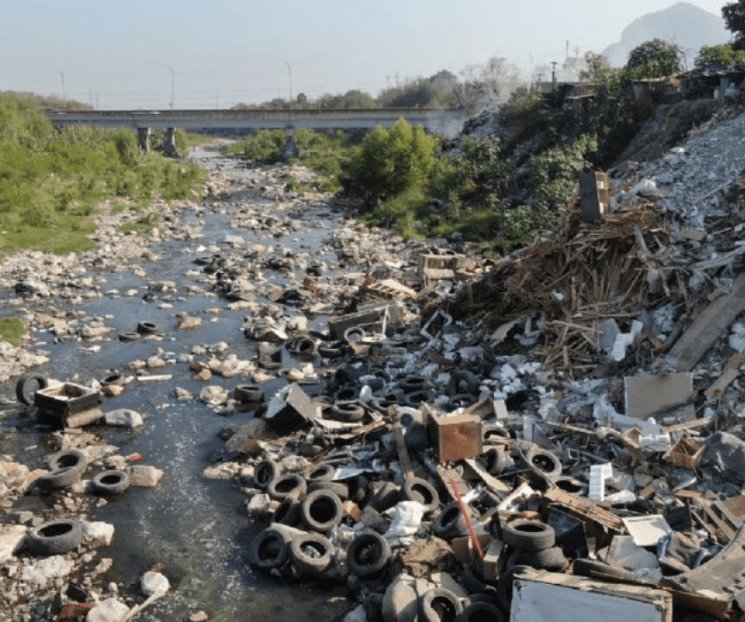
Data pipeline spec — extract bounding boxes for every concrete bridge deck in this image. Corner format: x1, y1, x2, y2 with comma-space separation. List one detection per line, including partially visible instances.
46, 107, 466, 135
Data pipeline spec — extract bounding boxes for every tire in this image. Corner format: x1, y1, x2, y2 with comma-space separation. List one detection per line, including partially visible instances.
404, 390, 429, 406
432, 502, 469, 540
516, 546, 567, 571
273, 497, 302, 526
16, 373, 48, 406
100, 372, 125, 387
448, 370, 480, 396
343, 326, 366, 343
400, 477, 440, 514
318, 342, 346, 359
290, 531, 333, 575
234, 384, 264, 403
307, 480, 349, 500
329, 402, 365, 422
347, 475, 369, 504
48, 449, 87, 474
248, 527, 290, 571
400, 375, 427, 393
267, 473, 307, 501
502, 520, 555, 552
254, 460, 280, 490
496, 565, 530, 612
305, 462, 335, 483
368, 481, 400, 512
37, 466, 83, 492
287, 336, 316, 357
28, 519, 83, 556
459, 565, 496, 596
118, 331, 141, 342
419, 588, 464, 622
136, 321, 158, 335
525, 448, 562, 480
457, 602, 505, 622
484, 448, 508, 476
301, 489, 343, 532
346, 531, 391, 577
334, 386, 359, 402
92, 470, 130, 495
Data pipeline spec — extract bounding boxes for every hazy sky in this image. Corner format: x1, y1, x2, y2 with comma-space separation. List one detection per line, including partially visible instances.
0, 0, 731, 109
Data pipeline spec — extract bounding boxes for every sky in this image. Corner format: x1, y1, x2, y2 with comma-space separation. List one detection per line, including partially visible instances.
0, 0, 731, 109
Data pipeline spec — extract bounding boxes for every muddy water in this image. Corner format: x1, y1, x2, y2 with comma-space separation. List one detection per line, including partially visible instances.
0, 145, 352, 621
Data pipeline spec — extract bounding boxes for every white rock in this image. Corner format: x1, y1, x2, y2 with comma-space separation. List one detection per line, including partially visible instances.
141, 570, 170, 596
21, 555, 74, 587
128, 465, 164, 487
82, 521, 115, 548
104, 409, 144, 428
0, 524, 27, 563
86, 598, 130, 622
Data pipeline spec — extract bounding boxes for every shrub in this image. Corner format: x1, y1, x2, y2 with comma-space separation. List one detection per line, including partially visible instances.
341, 119, 439, 202
695, 43, 745, 70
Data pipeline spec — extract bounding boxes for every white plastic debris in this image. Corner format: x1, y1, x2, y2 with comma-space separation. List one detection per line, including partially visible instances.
610, 320, 644, 362
383, 501, 425, 546
589, 463, 613, 502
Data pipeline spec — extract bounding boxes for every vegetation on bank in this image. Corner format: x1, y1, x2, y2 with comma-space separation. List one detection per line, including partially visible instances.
0, 94, 206, 254
0, 318, 25, 346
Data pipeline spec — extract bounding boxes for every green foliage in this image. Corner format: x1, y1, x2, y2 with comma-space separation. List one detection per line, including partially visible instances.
341, 119, 439, 201
0, 317, 25, 346
695, 43, 745, 69
531, 134, 598, 209
625, 39, 683, 78
0, 93, 205, 254
723, 1, 745, 49
579, 52, 617, 82
316, 89, 377, 109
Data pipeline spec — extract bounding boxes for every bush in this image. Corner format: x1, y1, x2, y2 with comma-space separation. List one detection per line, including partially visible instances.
341, 119, 439, 202
695, 43, 745, 70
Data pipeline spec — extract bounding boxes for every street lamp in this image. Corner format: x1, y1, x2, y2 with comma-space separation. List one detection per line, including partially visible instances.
167, 65, 174, 109
281, 59, 293, 105
57, 69, 65, 100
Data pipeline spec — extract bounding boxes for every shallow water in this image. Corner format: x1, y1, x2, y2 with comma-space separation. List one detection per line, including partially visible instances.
0, 145, 352, 620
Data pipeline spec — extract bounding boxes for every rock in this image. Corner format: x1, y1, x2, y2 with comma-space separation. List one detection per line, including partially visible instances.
178, 314, 202, 330
202, 463, 241, 480
702, 432, 745, 481
128, 465, 164, 487
0, 524, 27, 562
101, 384, 124, 397
82, 521, 115, 548
141, 570, 170, 596
189, 612, 209, 622
104, 409, 144, 428
200, 385, 229, 406
173, 387, 193, 400
86, 598, 130, 622
21, 555, 74, 587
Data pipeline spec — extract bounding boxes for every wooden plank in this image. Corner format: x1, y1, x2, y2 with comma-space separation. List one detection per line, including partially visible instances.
666, 274, 745, 371
704, 353, 745, 400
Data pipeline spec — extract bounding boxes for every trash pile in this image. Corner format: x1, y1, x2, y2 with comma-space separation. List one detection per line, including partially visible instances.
208, 107, 745, 622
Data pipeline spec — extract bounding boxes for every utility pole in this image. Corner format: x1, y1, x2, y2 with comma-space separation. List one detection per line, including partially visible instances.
551, 61, 558, 92
281, 59, 293, 105
57, 69, 65, 100
167, 65, 174, 109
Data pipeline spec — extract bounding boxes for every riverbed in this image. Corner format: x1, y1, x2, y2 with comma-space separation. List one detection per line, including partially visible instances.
0, 144, 365, 621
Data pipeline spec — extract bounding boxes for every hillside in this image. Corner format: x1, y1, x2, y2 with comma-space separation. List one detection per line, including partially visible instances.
604, 1, 729, 67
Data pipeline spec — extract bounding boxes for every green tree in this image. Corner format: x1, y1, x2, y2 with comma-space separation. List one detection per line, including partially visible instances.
695, 43, 745, 69
723, 1, 745, 49
341, 118, 439, 201
625, 39, 683, 78
579, 52, 616, 82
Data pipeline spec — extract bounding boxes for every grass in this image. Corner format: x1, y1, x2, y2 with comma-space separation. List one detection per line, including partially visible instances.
0, 318, 25, 346
0, 93, 206, 255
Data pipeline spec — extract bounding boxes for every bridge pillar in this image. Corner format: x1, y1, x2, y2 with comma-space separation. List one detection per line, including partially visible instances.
163, 127, 178, 157
137, 127, 151, 153
281, 127, 298, 161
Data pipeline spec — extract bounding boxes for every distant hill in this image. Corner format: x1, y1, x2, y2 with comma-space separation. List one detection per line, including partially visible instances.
603, 2, 730, 68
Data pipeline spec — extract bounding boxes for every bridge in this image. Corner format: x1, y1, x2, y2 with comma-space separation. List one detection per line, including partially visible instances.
46, 108, 466, 156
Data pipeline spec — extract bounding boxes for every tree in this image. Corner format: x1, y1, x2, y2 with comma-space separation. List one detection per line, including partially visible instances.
579, 52, 615, 82
625, 39, 683, 78
695, 43, 745, 69
296, 92, 308, 105
340, 118, 439, 201
723, 1, 745, 49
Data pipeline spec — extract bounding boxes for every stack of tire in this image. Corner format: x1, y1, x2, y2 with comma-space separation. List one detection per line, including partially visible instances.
247, 459, 393, 580
495, 519, 567, 612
